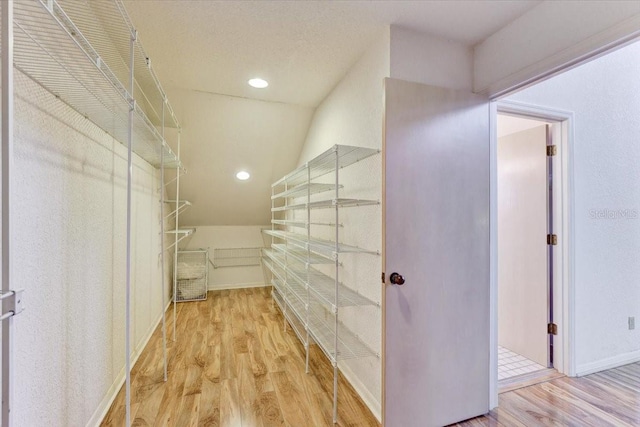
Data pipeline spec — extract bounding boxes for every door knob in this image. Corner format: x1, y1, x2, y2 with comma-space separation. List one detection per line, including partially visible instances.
389, 272, 405, 285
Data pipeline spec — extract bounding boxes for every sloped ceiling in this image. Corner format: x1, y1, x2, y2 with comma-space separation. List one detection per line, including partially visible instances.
123, 0, 541, 226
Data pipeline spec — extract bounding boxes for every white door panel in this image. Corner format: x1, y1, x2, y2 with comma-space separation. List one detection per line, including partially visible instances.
383, 78, 490, 426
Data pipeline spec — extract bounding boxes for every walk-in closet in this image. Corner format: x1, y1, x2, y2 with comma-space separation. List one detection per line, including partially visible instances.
4, 1, 640, 426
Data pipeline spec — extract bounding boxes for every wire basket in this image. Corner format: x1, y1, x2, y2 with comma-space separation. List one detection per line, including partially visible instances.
176, 249, 208, 302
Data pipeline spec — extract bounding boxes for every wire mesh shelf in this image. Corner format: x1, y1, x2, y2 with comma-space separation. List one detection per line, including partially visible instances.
213, 247, 262, 268
271, 183, 340, 200
263, 249, 377, 309
271, 198, 379, 212
272, 145, 380, 187
271, 284, 375, 361
176, 249, 208, 302
12, 0, 181, 169
272, 288, 308, 346
263, 229, 379, 258
271, 244, 333, 265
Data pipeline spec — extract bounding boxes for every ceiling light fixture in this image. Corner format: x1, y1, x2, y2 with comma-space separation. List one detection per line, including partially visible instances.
248, 78, 268, 89
236, 171, 250, 181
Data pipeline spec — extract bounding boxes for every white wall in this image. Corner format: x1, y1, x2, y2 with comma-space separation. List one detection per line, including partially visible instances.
498, 125, 548, 367
180, 225, 268, 290
10, 71, 170, 426
474, 1, 640, 96
390, 26, 472, 91
506, 40, 640, 374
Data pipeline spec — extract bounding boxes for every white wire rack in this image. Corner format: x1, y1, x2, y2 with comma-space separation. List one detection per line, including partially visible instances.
6, 2, 187, 425
213, 247, 262, 268
12, 0, 181, 169
264, 144, 381, 424
176, 250, 208, 302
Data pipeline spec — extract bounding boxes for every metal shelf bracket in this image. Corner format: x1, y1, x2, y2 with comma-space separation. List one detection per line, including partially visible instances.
0, 289, 25, 321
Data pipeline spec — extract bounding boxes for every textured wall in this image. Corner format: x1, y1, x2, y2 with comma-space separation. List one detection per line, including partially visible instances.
180, 225, 269, 290
295, 28, 389, 420
507, 41, 640, 373
11, 71, 171, 426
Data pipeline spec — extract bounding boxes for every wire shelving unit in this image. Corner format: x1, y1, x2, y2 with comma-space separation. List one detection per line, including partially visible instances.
6, 1, 190, 425
262, 144, 381, 424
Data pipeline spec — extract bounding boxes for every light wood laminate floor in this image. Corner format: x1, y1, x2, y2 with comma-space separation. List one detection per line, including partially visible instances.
454, 362, 640, 426
103, 287, 640, 427
101, 287, 380, 427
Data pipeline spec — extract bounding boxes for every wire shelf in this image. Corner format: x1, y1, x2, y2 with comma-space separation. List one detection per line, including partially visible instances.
271, 286, 375, 361
271, 244, 333, 265
272, 183, 340, 200
263, 249, 377, 309
263, 229, 379, 259
13, 0, 181, 169
271, 198, 379, 212
272, 145, 380, 187
271, 220, 341, 228
213, 247, 262, 268
272, 288, 308, 346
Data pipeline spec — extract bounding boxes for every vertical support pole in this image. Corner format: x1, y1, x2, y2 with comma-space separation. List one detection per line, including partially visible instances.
270, 185, 274, 308
1, 2, 14, 426
333, 147, 339, 424
159, 100, 167, 382
172, 131, 181, 341
305, 166, 310, 374
125, 29, 137, 427
283, 182, 288, 333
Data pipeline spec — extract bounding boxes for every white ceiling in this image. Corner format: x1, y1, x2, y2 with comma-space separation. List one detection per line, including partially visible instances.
122, 0, 542, 226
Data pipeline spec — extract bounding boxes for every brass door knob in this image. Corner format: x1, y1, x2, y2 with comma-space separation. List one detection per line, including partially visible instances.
390, 272, 405, 285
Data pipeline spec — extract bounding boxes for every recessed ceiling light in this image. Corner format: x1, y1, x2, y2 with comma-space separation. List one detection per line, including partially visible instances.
236, 171, 250, 181
248, 78, 268, 89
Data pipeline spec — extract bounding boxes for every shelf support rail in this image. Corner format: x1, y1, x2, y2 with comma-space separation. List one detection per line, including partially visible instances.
333, 147, 340, 424
124, 28, 137, 427
1, 2, 15, 425
172, 130, 182, 342
159, 98, 168, 382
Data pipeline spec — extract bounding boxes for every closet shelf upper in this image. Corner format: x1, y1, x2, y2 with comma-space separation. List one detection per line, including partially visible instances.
13, 0, 181, 169
272, 145, 380, 187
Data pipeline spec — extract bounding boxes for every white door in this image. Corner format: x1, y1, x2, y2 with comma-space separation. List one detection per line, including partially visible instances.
383, 78, 490, 426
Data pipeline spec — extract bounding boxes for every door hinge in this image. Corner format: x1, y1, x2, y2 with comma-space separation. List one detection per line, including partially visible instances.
381, 272, 385, 283
546, 145, 557, 156
548, 323, 558, 335
547, 234, 558, 245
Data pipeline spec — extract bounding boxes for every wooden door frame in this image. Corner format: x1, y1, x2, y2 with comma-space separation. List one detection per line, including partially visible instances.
489, 100, 576, 408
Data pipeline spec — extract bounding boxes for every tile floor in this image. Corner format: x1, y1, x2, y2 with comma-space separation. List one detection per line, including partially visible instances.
498, 346, 546, 380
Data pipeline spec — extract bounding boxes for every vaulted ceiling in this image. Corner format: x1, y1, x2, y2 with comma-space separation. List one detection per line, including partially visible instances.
123, 0, 541, 225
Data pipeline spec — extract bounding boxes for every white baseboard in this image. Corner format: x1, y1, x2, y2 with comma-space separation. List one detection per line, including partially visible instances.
576, 349, 640, 377
86, 300, 172, 427
209, 282, 268, 291
338, 361, 382, 422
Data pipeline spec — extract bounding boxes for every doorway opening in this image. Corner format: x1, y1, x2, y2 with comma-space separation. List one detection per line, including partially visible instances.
495, 110, 569, 393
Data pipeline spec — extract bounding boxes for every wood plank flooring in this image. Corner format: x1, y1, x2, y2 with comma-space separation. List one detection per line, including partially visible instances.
454, 362, 640, 426
101, 287, 380, 427
103, 286, 640, 427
